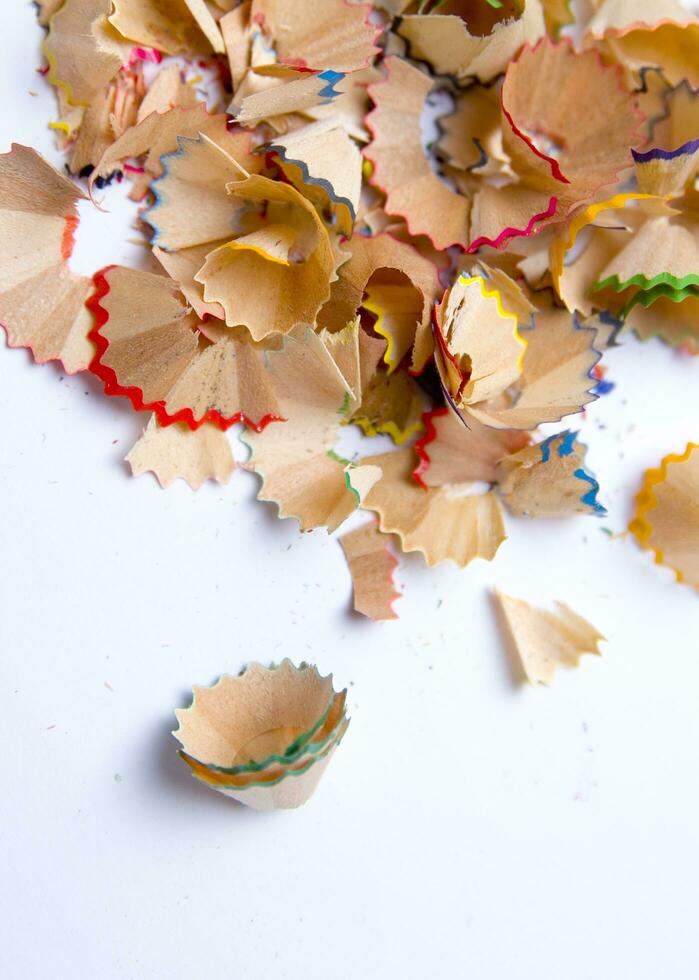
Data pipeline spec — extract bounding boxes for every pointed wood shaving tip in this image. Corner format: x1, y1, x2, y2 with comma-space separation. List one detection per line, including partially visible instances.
231, 70, 346, 127
494, 590, 604, 685
90, 106, 255, 188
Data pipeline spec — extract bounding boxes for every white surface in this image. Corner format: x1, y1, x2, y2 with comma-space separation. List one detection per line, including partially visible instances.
2, 6, 699, 979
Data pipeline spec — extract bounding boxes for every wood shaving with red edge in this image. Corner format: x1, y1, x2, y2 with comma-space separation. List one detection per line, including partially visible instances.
2, 0, 697, 635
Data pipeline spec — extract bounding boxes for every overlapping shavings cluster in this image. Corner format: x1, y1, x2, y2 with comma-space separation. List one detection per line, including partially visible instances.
2, 0, 699, 623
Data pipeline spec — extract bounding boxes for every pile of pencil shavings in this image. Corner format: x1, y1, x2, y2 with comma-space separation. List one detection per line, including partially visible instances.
2, 0, 699, 625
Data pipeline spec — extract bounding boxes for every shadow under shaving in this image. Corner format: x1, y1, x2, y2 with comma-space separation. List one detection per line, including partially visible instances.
33, 353, 148, 477
148, 712, 262, 821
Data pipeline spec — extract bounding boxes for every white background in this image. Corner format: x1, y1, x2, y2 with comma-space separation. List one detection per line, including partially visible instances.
2, 4, 699, 978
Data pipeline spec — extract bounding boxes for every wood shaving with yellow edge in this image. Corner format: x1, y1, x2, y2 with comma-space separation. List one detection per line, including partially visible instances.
1, 0, 696, 632
629, 444, 699, 589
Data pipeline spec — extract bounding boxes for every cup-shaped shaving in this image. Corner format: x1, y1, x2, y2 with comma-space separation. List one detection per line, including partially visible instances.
174, 660, 335, 769
173, 660, 349, 810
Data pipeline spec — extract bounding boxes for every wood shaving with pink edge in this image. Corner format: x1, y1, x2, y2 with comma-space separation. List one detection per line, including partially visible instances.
3, 0, 696, 659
